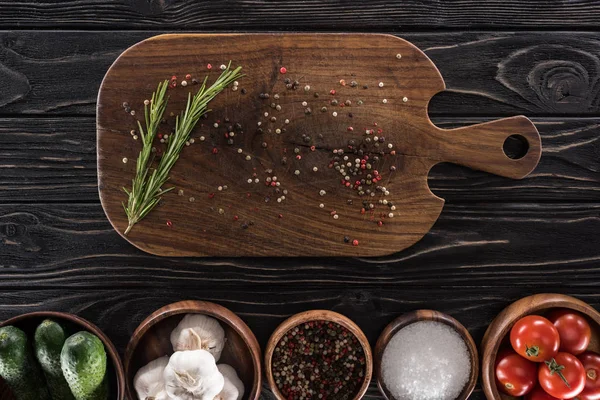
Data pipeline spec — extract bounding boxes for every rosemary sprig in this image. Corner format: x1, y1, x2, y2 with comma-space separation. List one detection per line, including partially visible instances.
123, 63, 243, 235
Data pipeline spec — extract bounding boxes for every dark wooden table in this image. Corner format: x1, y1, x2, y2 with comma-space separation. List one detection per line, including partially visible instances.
0, 2, 599, 399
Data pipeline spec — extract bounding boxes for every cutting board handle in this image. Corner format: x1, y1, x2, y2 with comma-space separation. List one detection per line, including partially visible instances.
432, 116, 541, 179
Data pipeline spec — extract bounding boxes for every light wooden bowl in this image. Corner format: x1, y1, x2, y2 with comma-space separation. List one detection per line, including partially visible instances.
0, 311, 125, 400
124, 300, 262, 400
481, 293, 600, 400
374, 310, 479, 400
265, 310, 373, 400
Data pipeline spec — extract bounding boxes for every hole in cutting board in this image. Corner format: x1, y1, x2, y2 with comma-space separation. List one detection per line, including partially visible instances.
503, 135, 529, 160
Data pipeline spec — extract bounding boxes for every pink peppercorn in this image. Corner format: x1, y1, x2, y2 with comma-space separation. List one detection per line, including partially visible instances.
280, 67, 287, 74
352, 239, 359, 246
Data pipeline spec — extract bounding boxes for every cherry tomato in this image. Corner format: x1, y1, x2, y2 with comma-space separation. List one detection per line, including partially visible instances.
525, 385, 562, 400
548, 309, 591, 355
539, 352, 586, 399
575, 351, 600, 400
495, 349, 537, 396
511, 315, 560, 362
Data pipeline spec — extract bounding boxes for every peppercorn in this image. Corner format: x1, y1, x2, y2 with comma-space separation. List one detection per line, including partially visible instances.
272, 320, 366, 400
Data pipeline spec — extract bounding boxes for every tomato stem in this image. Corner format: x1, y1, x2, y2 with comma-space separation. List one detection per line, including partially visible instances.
545, 358, 571, 388
525, 344, 540, 358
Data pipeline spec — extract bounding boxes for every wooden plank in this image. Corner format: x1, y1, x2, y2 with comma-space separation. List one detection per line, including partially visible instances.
3, 287, 600, 400
2, 31, 600, 116
0, 118, 98, 202
0, 202, 598, 287
0, 1, 599, 29
0, 31, 149, 114
1, 117, 597, 203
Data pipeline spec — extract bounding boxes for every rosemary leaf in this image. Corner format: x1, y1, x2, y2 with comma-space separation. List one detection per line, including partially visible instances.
123, 63, 243, 235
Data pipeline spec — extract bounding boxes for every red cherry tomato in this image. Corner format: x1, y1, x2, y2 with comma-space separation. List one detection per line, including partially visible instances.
495, 349, 537, 396
525, 385, 562, 400
576, 351, 600, 400
511, 315, 560, 362
538, 352, 586, 399
548, 309, 591, 355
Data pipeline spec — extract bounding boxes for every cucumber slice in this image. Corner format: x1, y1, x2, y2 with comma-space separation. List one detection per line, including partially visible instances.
60, 332, 108, 400
0, 325, 51, 400
34, 319, 75, 400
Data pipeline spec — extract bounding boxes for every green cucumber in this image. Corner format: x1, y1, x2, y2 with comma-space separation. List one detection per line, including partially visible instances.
60, 332, 108, 400
0, 325, 51, 400
34, 319, 75, 400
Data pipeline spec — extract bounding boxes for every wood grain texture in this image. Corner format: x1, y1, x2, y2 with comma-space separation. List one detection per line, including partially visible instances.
97, 33, 540, 257
481, 294, 600, 400
0, 3, 598, 400
0, 118, 98, 202
0, 31, 146, 115
0, 311, 126, 400
124, 300, 261, 400
0, 202, 599, 288
373, 310, 478, 400
0, 117, 597, 204
264, 309, 373, 400
5, 31, 600, 116
0, 1, 600, 29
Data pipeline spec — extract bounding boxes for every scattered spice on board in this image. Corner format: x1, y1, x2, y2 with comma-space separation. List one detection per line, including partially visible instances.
381, 321, 471, 400
122, 63, 243, 235
271, 321, 366, 400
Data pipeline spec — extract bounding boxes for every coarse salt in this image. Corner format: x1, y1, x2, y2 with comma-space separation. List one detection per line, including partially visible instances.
381, 321, 471, 400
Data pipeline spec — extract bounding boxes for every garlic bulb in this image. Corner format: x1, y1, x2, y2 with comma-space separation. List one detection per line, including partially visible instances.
134, 356, 170, 400
164, 350, 224, 400
215, 365, 244, 400
170, 314, 225, 361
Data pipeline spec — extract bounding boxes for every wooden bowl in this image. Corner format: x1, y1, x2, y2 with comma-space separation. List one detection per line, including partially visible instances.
0, 311, 125, 400
124, 300, 261, 400
264, 309, 373, 400
374, 310, 479, 400
482, 293, 600, 400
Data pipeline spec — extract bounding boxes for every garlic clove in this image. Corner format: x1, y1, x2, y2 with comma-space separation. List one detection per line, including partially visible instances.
170, 314, 226, 361
179, 328, 203, 351
134, 355, 170, 400
213, 375, 238, 400
215, 365, 244, 400
164, 350, 224, 400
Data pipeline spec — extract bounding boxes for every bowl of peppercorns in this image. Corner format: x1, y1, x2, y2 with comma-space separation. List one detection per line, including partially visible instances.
265, 310, 373, 400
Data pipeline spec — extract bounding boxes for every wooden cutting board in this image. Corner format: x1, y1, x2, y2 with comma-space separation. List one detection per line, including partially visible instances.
97, 33, 541, 257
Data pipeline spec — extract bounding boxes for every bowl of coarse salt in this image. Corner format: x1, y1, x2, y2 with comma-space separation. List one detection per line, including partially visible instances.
374, 310, 479, 400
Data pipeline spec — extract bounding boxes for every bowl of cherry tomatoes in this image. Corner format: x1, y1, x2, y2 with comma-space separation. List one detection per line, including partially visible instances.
482, 294, 600, 400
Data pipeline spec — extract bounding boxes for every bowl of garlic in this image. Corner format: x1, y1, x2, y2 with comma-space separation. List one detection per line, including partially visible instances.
124, 300, 262, 400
